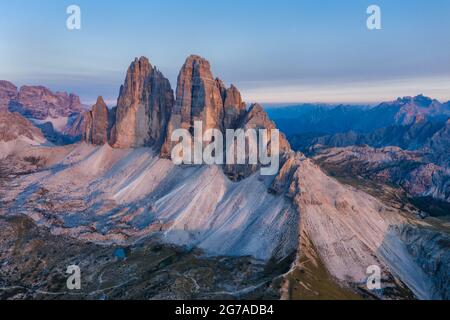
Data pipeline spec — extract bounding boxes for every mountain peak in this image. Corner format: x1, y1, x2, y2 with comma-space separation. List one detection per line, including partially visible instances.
248, 103, 264, 114
180, 55, 217, 84
0, 80, 17, 91
110, 56, 174, 148
397, 94, 434, 107
133, 56, 152, 68
161, 55, 224, 154
186, 54, 208, 63
83, 96, 111, 145
83, 55, 289, 178
5, 84, 84, 119
95, 95, 107, 107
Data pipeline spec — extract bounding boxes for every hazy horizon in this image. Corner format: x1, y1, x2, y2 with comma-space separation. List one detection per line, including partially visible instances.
3, 75, 448, 108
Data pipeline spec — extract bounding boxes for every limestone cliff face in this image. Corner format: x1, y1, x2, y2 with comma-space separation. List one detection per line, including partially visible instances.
223, 103, 291, 180
161, 55, 225, 156
428, 119, 450, 167
216, 78, 227, 103
81, 55, 256, 160
240, 103, 290, 152
223, 85, 246, 129
158, 55, 291, 179
110, 57, 174, 149
64, 113, 87, 138
83, 96, 110, 145
82, 55, 289, 179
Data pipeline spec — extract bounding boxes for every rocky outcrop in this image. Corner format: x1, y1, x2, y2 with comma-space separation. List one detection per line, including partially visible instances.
109, 57, 174, 149
291, 120, 447, 154
83, 96, 111, 145
161, 55, 225, 156
241, 104, 290, 152
0, 81, 18, 111
0, 81, 86, 144
76, 54, 288, 179
392, 95, 450, 126
312, 145, 450, 204
269, 151, 304, 195
223, 85, 246, 129
223, 103, 291, 180
0, 111, 44, 142
64, 113, 87, 138
402, 163, 450, 203
158, 55, 290, 179
399, 225, 450, 299
427, 119, 450, 167
8, 85, 84, 119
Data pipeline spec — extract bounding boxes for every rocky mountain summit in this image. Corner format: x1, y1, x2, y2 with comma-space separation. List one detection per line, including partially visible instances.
82, 96, 112, 145
160, 55, 249, 157
109, 57, 174, 149
164, 55, 225, 138
389, 95, 450, 125
83, 55, 290, 177
7, 84, 85, 119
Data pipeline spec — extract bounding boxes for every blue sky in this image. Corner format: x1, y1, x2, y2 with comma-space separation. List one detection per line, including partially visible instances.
1, 0, 449, 105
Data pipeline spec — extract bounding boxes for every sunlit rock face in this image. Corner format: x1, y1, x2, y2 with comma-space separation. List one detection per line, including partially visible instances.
222, 84, 246, 129
159, 55, 291, 180
10, 85, 84, 119
222, 103, 292, 181
83, 96, 111, 145
161, 55, 225, 157
110, 57, 174, 149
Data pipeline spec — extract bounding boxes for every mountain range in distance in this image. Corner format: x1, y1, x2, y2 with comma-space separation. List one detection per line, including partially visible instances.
267, 95, 450, 136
